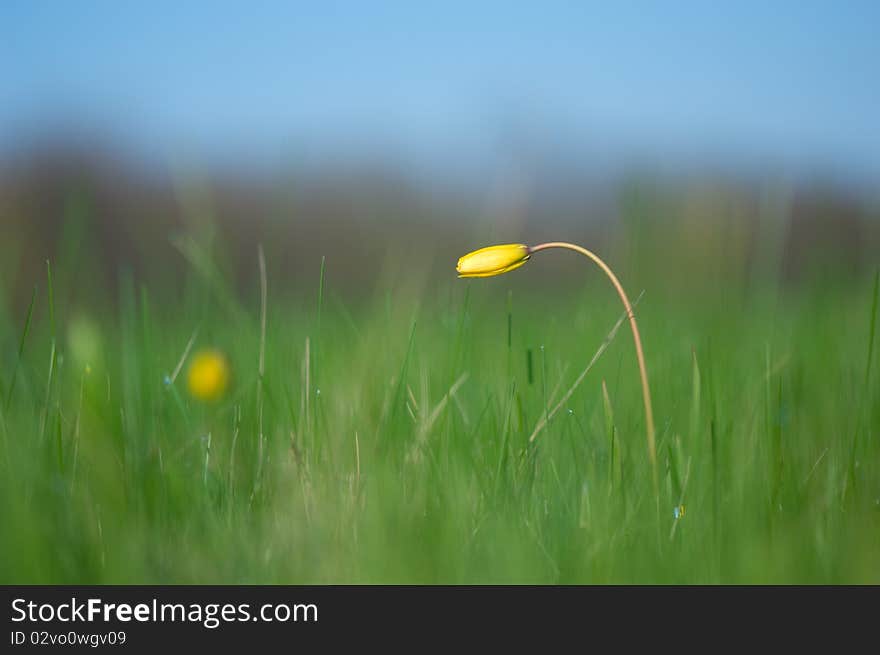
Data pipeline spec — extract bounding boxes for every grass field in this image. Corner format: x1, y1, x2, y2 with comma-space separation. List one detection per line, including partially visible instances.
1, 214, 879, 584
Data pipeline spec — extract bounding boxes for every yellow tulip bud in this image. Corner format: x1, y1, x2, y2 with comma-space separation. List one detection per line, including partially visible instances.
187, 349, 230, 402
456, 244, 531, 278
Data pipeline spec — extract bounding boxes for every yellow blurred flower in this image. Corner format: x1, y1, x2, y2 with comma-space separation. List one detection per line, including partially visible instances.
187, 349, 230, 402
456, 244, 530, 278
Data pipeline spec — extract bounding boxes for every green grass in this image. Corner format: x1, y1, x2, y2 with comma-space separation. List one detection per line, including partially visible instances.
1, 231, 879, 584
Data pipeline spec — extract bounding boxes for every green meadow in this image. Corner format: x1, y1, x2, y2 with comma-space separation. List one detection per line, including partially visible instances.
1, 200, 878, 584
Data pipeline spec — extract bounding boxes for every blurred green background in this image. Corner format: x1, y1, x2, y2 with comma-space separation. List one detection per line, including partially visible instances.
1, 2, 879, 583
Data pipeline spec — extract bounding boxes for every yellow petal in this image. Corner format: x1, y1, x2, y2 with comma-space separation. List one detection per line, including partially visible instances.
456, 244, 530, 278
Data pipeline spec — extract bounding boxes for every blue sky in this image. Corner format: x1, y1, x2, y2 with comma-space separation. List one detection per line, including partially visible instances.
3, 1, 879, 177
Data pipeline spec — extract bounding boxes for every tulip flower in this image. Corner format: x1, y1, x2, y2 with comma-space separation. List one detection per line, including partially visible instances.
457, 241, 658, 497
456, 244, 531, 278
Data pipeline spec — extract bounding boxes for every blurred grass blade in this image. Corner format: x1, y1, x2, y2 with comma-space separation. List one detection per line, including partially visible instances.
4, 285, 37, 411
602, 379, 621, 492
865, 269, 879, 386
46, 260, 56, 341
690, 348, 701, 442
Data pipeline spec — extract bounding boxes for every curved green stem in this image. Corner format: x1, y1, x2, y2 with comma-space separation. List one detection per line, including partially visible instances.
530, 242, 658, 497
